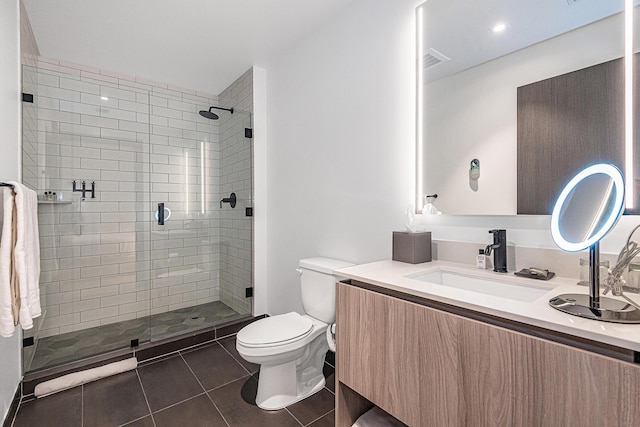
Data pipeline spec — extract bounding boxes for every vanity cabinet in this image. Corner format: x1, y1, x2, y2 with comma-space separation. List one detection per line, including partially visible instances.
335, 281, 640, 427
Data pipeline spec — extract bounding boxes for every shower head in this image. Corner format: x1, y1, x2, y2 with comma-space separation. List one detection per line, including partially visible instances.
199, 109, 219, 120
198, 106, 234, 120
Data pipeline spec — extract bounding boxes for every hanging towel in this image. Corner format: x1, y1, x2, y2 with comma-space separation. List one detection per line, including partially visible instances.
0, 187, 18, 337
8, 181, 41, 331
352, 407, 408, 427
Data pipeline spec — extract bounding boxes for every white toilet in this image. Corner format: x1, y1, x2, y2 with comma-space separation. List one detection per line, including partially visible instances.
236, 257, 353, 410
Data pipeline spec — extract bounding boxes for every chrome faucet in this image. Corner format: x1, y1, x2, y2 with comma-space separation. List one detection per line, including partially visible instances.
485, 229, 507, 273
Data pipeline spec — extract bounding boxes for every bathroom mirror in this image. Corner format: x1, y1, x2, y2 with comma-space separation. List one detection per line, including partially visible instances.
416, 0, 638, 215
548, 163, 640, 323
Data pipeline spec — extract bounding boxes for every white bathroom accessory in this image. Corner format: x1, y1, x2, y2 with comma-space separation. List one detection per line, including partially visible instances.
476, 249, 486, 269
34, 357, 137, 397
236, 257, 353, 410
326, 322, 336, 352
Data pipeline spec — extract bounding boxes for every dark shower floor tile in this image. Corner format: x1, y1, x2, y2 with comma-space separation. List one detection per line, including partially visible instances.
12, 337, 336, 427
28, 301, 243, 372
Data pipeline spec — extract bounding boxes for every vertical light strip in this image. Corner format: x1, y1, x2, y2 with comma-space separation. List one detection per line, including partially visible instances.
200, 142, 205, 215
185, 151, 189, 215
416, 6, 424, 211
625, 0, 634, 208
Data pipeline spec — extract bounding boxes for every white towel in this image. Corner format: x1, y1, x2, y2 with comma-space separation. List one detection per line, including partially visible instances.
0, 187, 17, 337
352, 407, 408, 427
8, 181, 41, 330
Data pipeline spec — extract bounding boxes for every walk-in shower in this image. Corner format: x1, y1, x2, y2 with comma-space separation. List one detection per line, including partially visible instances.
21, 61, 254, 373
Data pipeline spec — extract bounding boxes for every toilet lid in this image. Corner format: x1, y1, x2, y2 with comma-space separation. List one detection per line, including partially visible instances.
237, 312, 314, 347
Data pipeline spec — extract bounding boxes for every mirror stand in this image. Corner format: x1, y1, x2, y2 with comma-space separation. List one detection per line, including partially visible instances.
549, 243, 640, 323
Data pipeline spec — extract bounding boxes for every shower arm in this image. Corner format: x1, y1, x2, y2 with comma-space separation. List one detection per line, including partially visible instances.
209, 106, 234, 114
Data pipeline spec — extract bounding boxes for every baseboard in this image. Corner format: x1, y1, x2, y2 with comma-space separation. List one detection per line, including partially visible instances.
2, 385, 21, 427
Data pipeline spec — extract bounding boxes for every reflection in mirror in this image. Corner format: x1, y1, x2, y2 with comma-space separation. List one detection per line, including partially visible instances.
548, 163, 640, 323
416, 0, 638, 215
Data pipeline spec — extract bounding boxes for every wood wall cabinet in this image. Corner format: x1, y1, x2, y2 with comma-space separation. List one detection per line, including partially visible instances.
335, 282, 640, 427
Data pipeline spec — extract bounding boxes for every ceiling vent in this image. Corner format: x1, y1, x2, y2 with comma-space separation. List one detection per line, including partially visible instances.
424, 48, 450, 68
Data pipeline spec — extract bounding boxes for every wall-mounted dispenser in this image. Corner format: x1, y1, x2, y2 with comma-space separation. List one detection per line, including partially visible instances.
469, 159, 480, 180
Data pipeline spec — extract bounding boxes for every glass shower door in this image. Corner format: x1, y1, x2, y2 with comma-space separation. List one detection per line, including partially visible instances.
148, 108, 253, 341
22, 62, 152, 372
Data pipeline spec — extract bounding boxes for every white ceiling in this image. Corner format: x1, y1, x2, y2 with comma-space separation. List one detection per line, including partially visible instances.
421, 0, 635, 82
22, 0, 353, 95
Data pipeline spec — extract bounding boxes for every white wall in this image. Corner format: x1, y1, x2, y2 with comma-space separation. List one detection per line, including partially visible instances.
0, 0, 24, 420
263, 0, 422, 314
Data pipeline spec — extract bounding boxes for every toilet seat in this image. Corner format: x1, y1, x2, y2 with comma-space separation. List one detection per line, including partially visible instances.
237, 312, 314, 348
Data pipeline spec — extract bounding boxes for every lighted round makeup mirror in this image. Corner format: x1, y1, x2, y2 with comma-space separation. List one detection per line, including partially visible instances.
549, 163, 640, 323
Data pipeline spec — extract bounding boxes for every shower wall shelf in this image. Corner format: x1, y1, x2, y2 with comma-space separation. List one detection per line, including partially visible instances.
37, 200, 72, 205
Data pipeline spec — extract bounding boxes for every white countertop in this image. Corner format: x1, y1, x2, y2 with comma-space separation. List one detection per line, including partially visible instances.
335, 260, 640, 352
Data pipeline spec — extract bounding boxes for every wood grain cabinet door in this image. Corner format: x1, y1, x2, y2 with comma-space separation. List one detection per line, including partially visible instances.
336, 283, 640, 427
489, 326, 640, 427
336, 282, 421, 425
336, 284, 491, 426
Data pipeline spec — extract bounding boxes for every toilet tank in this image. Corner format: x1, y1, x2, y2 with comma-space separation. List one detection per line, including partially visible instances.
299, 257, 354, 324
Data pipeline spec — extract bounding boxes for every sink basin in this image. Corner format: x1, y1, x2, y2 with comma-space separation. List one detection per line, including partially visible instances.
406, 269, 556, 302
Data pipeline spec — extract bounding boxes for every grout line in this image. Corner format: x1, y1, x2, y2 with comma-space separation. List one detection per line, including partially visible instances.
284, 407, 305, 426
135, 369, 157, 427
205, 393, 231, 427
8, 394, 23, 427
216, 338, 256, 376
178, 352, 208, 394
118, 414, 153, 427
206, 373, 253, 393
150, 391, 207, 413
304, 412, 329, 427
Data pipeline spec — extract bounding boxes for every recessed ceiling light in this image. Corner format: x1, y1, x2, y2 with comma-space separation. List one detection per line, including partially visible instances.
100, 96, 109, 101
492, 23, 506, 33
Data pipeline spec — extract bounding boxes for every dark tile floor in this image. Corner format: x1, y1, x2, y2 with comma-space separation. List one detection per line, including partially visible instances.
26, 301, 243, 372
11, 336, 335, 427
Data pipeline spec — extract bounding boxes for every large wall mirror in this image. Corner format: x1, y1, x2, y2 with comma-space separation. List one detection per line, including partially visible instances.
417, 0, 639, 215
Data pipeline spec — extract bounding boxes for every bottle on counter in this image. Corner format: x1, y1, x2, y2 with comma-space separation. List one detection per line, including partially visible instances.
476, 249, 486, 269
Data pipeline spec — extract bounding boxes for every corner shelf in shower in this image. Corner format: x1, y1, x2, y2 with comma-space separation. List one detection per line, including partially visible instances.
37, 200, 72, 205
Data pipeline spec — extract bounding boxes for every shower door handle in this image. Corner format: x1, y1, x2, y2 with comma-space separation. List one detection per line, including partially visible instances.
157, 203, 165, 225
156, 203, 171, 225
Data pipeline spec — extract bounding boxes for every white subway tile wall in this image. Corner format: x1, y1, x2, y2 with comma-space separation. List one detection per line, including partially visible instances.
23, 59, 253, 339
218, 69, 253, 314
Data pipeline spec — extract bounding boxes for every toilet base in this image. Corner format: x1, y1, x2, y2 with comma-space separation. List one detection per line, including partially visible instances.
254, 334, 329, 410
256, 361, 326, 410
